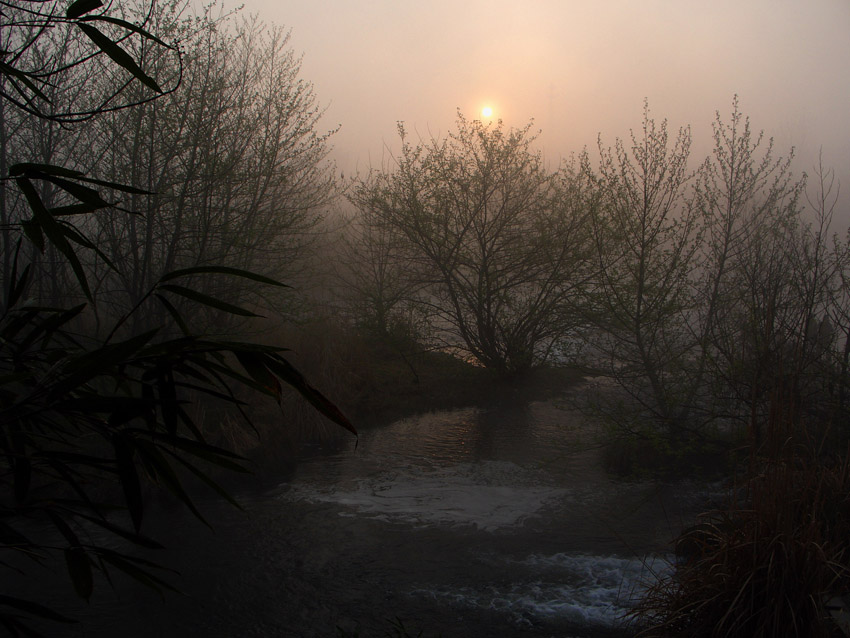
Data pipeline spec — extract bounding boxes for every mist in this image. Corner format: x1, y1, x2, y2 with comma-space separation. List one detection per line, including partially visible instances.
261, 0, 849, 202
4, 2, 850, 637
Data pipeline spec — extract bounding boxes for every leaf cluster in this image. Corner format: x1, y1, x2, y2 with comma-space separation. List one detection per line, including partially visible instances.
0, 175, 354, 631
0, 2, 354, 633
0, 0, 181, 122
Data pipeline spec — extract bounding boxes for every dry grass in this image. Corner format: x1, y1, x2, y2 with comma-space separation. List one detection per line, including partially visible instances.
631, 444, 850, 637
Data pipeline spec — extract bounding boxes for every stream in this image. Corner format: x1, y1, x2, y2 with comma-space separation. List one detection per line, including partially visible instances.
8, 395, 718, 637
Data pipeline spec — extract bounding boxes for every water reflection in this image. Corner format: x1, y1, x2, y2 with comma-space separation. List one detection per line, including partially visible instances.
11, 397, 711, 638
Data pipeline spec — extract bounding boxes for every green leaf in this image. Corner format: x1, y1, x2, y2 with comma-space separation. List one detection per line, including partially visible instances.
66, 0, 103, 19
77, 23, 163, 93
0, 62, 50, 104
133, 440, 209, 527
64, 547, 93, 600
159, 266, 288, 288
235, 351, 282, 401
154, 293, 190, 336
9, 163, 85, 179
0, 595, 76, 623
81, 15, 173, 49
6, 263, 31, 309
76, 174, 153, 195
47, 203, 100, 216
16, 176, 92, 300
20, 219, 44, 252
156, 366, 179, 435
40, 174, 110, 209
157, 284, 259, 317
13, 454, 31, 506
112, 433, 143, 532
265, 356, 357, 436
72, 512, 163, 550
94, 550, 177, 596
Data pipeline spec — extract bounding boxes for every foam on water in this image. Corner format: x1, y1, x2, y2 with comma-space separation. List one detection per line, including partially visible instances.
282, 460, 566, 531
414, 552, 673, 628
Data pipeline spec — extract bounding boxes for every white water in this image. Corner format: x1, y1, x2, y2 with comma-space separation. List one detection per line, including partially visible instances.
414, 552, 674, 629
284, 460, 567, 531
274, 401, 709, 635
11, 398, 710, 638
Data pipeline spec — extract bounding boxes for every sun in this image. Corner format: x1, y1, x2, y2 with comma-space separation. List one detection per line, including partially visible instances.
481, 106, 493, 118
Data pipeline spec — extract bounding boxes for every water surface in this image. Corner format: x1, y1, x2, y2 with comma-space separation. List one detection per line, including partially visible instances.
8, 396, 712, 637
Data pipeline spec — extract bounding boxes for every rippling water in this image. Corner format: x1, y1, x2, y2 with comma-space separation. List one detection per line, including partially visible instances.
8, 397, 714, 637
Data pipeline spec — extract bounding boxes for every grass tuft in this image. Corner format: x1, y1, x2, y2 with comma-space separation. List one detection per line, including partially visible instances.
631, 445, 850, 637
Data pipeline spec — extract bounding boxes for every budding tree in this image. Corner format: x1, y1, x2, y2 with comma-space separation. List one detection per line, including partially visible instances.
350, 113, 593, 375
584, 102, 700, 437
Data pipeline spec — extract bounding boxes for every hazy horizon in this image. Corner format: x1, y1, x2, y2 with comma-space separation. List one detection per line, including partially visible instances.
245, 1, 849, 213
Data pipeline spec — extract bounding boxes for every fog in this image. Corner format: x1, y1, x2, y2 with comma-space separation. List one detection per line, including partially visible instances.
6, 2, 850, 636
250, 0, 849, 205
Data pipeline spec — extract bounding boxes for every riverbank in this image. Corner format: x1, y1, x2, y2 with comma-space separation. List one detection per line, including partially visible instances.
234, 327, 591, 473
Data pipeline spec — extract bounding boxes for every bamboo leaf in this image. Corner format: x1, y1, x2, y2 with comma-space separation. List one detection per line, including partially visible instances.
0, 595, 76, 623
64, 547, 93, 600
157, 366, 179, 435
64, 329, 158, 375
19, 304, 86, 350
47, 203, 100, 216
20, 219, 44, 252
166, 451, 244, 510
153, 293, 190, 336
265, 356, 357, 436
46, 511, 81, 547
124, 430, 248, 472
72, 512, 163, 549
13, 453, 31, 506
0, 521, 31, 549
9, 164, 153, 195
77, 24, 163, 93
235, 351, 282, 401
159, 266, 288, 288
6, 264, 31, 309
133, 440, 208, 527
60, 222, 116, 271
0, 62, 50, 103
16, 177, 92, 299
9, 163, 85, 179
112, 433, 143, 532
81, 15, 172, 49
41, 174, 110, 209
94, 550, 177, 596
66, 0, 103, 19
76, 175, 153, 195
157, 284, 259, 317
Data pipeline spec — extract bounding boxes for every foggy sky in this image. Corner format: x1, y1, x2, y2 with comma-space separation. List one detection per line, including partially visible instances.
247, 0, 849, 209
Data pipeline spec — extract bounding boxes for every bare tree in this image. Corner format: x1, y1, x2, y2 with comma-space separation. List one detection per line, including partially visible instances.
336, 196, 420, 336
91, 10, 336, 332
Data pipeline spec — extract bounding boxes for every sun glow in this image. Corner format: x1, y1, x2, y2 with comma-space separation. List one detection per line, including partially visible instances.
481, 106, 493, 118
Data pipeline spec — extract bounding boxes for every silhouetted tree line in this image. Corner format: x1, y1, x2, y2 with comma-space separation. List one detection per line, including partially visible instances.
0, 1, 352, 632
342, 99, 850, 447
2, 0, 847, 630
0, 1, 336, 336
